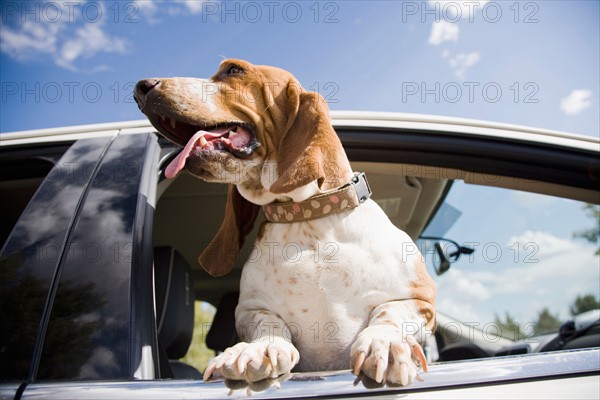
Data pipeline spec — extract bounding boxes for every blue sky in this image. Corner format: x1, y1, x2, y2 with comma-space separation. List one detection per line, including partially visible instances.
1, 0, 599, 137
1, 1, 598, 330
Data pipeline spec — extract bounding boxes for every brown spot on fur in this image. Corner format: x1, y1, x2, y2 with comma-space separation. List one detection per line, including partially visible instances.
375, 311, 388, 319
303, 229, 316, 240
382, 319, 400, 328
289, 277, 298, 285
409, 256, 437, 332
256, 221, 268, 242
302, 308, 309, 313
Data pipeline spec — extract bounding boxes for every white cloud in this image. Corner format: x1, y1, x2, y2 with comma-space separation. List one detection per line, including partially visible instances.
560, 89, 593, 115
428, 0, 490, 20
57, 23, 129, 71
427, 1, 487, 79
135, 1, 161, 24
427, 1, 490, 46
134, 0, 208, 20
511, 191, 558, 209
0, 1, 211, 70
0, 4, 129, 72
437, 268, 490, 322
136, 1, 159, 13
436, 230, 599, 324
439, 268, 491, 301
428, 21, 460, 45
442, 50, 480, 80
175, 0, 205, 14
0, 20, 62, 61
508, 230, 581, 259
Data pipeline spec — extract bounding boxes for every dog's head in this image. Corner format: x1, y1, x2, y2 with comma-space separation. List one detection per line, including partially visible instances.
134, 59, 352, 275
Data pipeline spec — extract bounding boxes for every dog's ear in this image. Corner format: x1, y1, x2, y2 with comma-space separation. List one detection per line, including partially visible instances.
269, 86, 352, 195
198, 185, 259, 276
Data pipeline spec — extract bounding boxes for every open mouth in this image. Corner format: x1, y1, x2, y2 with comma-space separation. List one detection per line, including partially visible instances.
152, 114, 260, 179
155, 115, 258, 155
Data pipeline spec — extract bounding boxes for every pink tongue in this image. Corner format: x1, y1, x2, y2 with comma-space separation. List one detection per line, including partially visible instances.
163, 126, 250, 179
165, 130, 209, 179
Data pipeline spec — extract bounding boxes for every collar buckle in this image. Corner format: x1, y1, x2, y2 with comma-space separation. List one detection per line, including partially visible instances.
350, 172, 372, 203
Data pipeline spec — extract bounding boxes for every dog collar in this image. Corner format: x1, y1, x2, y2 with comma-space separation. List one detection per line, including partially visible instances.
263, 172, 372, 223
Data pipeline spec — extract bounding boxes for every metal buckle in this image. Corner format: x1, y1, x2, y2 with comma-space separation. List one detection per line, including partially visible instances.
351, 172, 372, 203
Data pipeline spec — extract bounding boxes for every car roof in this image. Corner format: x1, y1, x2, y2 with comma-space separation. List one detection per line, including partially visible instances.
1, 111, 598, 152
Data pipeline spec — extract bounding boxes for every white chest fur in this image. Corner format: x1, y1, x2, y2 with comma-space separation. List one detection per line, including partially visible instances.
236, 199, 423, 371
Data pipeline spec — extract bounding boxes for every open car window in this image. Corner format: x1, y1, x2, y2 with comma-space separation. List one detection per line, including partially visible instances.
420, 180, 599, 357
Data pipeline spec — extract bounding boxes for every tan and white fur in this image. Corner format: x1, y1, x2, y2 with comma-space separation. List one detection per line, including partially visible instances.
134, 59, 436, 386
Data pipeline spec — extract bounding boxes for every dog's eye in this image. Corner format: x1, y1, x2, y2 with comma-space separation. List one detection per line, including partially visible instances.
226, 65, 244, 76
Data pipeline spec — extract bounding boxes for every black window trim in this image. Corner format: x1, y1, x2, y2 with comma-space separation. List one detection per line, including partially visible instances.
338, 128, 599, 192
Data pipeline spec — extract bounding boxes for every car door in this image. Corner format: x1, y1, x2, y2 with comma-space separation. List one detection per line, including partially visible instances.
0, 132, 161, 398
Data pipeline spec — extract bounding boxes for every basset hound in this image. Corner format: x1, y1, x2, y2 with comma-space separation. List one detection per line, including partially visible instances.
134, 59, 436, 386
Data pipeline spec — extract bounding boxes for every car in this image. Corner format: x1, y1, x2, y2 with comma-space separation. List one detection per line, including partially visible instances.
1, 112, 599, 399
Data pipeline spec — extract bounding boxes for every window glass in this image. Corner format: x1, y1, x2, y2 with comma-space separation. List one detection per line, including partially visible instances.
421, 181, 600, 342
37, 134, 150, 380
0, 155, 59, 248
0, 140, 106, 382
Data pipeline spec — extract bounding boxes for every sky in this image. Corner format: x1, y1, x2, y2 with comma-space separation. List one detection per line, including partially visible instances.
1, 0, 599, 137
423, 182, 599, 329
1, 1, 599, 333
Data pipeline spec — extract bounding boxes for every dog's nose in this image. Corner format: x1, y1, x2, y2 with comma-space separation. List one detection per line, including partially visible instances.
133, 79, 161, 110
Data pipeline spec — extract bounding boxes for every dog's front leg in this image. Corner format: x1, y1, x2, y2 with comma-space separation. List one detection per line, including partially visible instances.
350, 300, 433, 386
204, 311, 299, 382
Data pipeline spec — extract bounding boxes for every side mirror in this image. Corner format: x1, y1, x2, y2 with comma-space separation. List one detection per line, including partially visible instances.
420, 236, 475, 276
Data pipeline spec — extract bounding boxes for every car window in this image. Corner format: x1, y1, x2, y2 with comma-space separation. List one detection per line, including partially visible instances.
0, 145, 69, 248
421, 180, 599, 346
1, 134, 161, 382
0, 139, 109, 381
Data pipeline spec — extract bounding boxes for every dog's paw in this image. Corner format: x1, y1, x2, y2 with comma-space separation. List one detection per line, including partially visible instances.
350, 326, 427, 386
203, 337, 300, 383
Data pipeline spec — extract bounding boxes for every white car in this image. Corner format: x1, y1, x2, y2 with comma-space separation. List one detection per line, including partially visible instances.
1, 112, 598, 399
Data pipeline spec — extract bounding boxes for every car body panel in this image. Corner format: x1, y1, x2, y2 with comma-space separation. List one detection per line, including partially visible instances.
16, 350, 600, 399
1, 111, 598, 151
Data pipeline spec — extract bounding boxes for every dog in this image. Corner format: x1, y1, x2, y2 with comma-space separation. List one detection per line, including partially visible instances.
134, 59, 436, 386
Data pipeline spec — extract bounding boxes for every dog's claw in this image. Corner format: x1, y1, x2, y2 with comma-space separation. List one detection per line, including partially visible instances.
353, 351, 366, 375
375, 358, 386, 383
411, 343, 428, 372
203, 362, 217, 381
236, 354, 248, 374
267, 347, 278, 369
400, 362, 408, 386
